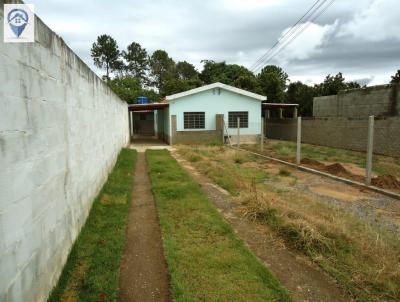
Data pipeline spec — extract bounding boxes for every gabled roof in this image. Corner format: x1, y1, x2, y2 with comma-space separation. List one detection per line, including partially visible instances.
165, 82, 267, 102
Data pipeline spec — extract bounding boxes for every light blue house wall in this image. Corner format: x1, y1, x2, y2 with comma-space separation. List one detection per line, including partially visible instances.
169, 88, 262, 137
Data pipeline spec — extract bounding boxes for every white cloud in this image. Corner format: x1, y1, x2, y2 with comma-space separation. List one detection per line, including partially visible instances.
275, 21, 337, 62
338, 0, 400, 41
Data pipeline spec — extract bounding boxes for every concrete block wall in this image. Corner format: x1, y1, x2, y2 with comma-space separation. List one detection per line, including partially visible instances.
266, 117, 400, 157
313, 85, 400, 118
0, 5, 129, 302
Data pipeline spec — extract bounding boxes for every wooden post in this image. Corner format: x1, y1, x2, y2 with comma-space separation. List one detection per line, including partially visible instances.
296, 117, 302, 165
261, 118, 264, 152
237, 117, 240, 147
366, 115, 374, 185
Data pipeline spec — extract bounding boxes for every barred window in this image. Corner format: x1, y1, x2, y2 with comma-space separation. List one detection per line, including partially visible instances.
184, 112, 205, 129
228, 111, 248, 128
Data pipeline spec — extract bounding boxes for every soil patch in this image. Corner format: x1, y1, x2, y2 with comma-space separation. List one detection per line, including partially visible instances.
301, 158, 326, 170
119, 152, 171, 302
172, 151, 351, 302
372, 175, 400, 191
302, 158, 400, 191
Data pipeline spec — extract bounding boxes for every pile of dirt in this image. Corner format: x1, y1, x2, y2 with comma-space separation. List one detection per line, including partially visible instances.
325, 163, 350, 177
371, 175, 400, 191
301, 158, 400, 192
301, 158, 326, 170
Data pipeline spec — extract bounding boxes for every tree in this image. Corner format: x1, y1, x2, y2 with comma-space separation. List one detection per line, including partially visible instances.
107, 76, 159, 103
314, 72, 360, 96
391, 70, 400, 84
175, 61, 199, 80
199, 60, 261, 93
257, 65, 288, 102
149, 50, 175, 91
91, 34, 121, 80
234, 75, 262, 94
286, 81, 315, 116
123, 42, 149, 83
107, 77, 142, 103
162, 78, 203, 96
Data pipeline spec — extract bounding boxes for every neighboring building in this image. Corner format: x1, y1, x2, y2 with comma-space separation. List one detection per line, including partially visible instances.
128, 82, 267, 144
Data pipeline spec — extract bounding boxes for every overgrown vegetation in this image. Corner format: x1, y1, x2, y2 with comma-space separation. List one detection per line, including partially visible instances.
177, 145, 400, 302
48, 149, 137, 302
146, 149, 292, 302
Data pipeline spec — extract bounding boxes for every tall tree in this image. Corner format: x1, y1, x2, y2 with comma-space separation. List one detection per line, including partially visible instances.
199, 60, 260, 93
91, 34, 121, 80
149, 50, 175, 91
175, 61, 199, 80
314, 72, 360, 96
123, 42, 149, 83
162, 78, 203, 96
286, 81, 315, 116
257, 65, 288, 102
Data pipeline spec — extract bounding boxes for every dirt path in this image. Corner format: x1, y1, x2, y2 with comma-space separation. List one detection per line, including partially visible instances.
119, 152, 171, 302
172, 150, 351, 302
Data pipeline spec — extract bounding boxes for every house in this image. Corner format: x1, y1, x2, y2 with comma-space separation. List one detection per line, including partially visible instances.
128, 82, 267, 144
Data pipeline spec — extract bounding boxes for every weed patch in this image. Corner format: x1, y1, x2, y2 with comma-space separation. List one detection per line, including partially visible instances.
48, 149, 137, 302
177, 145, 400, 302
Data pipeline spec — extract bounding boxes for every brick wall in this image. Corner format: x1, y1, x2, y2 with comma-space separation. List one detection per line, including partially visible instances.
0, 6, 129, 302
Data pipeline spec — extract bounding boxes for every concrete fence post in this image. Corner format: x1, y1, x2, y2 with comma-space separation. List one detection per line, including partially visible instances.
296, 117, 302, 165
237, 117, 240, 147
366, 115, 375, 185
261, 118, 264, 152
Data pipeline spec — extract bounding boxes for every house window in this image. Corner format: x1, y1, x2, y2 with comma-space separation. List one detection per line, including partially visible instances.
184, 112, 205, 129
228, 111, 248, 128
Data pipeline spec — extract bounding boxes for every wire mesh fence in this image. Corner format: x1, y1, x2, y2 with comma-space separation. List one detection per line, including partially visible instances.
228, 116, 400, 194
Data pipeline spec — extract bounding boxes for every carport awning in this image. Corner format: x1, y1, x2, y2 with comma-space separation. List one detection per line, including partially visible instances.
262, 103, 298, 109
128, 103, 169, 112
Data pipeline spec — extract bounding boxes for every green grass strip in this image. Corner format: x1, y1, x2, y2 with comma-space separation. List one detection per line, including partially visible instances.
146, 149, 292, 302
48, 148, 137, 302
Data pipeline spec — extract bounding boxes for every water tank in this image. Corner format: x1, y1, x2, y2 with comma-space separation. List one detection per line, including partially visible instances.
137, 96, 149, 104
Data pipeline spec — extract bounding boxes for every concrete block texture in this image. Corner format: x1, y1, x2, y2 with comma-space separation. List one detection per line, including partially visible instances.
313, 85, 400, 118
0, 4, 129, 302
266, 117, 400, 157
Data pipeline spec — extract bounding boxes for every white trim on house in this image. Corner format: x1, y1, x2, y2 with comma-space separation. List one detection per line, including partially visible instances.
165, 82, 267, 102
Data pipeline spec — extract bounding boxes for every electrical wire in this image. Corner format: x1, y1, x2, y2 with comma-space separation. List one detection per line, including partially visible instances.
250, 0, 336, 73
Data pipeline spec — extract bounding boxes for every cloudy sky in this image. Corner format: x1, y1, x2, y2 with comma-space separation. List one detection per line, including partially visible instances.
31, 0, 400, 85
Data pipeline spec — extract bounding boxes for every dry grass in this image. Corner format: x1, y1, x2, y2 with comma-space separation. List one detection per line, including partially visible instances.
176, 145, 400, 302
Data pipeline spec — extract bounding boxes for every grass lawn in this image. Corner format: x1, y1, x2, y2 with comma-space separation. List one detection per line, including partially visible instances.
48, 148, 137, 302
177, 145, 400, 302
146, 149, 292, 302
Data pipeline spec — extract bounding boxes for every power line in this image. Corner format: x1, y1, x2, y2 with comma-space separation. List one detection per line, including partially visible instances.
258, 0, 336, 68
250, 0, 335, 73
250, 0, 323, 71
